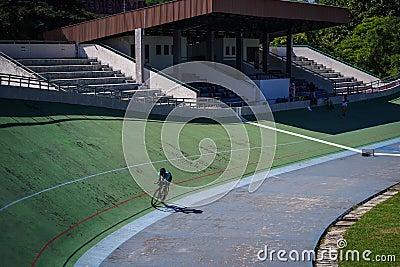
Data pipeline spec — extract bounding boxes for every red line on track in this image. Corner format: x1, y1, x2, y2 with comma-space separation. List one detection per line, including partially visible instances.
31, 130, 400, 266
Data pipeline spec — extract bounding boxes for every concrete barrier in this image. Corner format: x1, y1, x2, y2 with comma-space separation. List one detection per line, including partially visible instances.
1, 83, 398, 117
270, 100, 310, 112
0, 43, 76, 59
0, 55, 36, 77
79, 44, 136, 80
0, 85, 129, 110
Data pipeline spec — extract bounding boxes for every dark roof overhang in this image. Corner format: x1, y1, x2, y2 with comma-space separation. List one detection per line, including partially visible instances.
43, 0, 349, 42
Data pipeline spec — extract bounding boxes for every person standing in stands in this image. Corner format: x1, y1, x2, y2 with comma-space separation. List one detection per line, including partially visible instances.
289, 83, 296, 102
342, 94, 349, 117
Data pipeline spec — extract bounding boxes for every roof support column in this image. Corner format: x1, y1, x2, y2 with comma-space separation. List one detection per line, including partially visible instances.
135, 28, 144, 84
206, 31, 215, 61
261, 32, 270, 73
173, 29, 182, 65
236, 31, 243, 71
286, 33, 293, 78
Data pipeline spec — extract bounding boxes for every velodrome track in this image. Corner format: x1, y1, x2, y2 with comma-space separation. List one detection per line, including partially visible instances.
76, 139, 400, 267
1, 95, 398, 266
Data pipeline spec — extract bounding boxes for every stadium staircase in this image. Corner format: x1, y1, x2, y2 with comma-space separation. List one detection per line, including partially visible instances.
292, 56, 372, 94
15, 58, 164, 98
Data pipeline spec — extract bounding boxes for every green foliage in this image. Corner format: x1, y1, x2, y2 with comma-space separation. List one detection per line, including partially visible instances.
335, 17, 400, 77
270, 33, 309, 46
275, 0, 400, 77
145, 0, 171, 6
0, 0, 100, 40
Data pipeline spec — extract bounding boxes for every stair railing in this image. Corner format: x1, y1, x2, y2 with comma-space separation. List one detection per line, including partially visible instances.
94, 42, 200, 94
270, 52, 338, 92
0, 50, 48, 81
0, 72, 59, 90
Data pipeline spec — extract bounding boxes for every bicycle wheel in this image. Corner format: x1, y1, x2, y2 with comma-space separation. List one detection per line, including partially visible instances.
151, 188, 162, 207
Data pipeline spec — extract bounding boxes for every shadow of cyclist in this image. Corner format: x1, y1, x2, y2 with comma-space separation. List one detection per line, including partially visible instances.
153, 203, 203, 214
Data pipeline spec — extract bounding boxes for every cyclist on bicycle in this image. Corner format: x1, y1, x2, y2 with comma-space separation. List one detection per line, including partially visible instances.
157, 168, 172, 187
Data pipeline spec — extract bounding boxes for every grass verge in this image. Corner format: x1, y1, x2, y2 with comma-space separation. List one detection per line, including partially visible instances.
340, 192, 400, 266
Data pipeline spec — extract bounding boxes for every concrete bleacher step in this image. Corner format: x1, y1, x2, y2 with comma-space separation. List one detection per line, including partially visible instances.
305, 65, 331, 71
292, 55, 372, 93
86, 83, 140, 91
17, 58, 98, 66
38, 70, 122, 79
331, 77, 354, 83
28, 64, 109, 72
334, 81, 363, 88
320, 72, 340, 78
50, 77, 129, 86
14, 57, 152, 96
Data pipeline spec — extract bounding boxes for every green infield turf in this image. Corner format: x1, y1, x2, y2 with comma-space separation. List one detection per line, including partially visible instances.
0, 92, 399, 266
340, 192, 400, 266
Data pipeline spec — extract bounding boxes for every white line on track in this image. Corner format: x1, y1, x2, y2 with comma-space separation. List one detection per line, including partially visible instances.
374, 152, 400, 157
2, 119, 398, 212
245, 121, 362, 153
0, 138, 313, 212
75, 137, 400, 267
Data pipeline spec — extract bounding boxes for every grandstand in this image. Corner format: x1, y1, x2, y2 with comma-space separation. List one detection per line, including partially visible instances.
1, 1, 400, 267
0, 0, 398, 108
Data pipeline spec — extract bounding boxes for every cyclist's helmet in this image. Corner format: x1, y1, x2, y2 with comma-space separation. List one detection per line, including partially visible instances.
160, 168, 166, 175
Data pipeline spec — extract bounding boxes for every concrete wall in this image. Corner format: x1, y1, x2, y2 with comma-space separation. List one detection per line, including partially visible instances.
0, 43, 76, 59
0, 55, 36, 77
241, 61, 265, 76
254, 78, 290, 102
222, 38, 260, 62
0, 85, 228, 119
270, 100, 311, 112
0, 85, 129, 110
145, 71, 197, 99
1, 83, 398, 117
187, 40, 207, 60
101, 36, 132, 56
145, 36, 187, 70
270, 46, 286, 57
78, 43, 136, 80
293, 46, 379, 84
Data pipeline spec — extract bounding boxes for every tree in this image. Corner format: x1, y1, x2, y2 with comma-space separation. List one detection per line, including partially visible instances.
335, 16, 400, 77
276, 0, 400, 77
0, 0, 99, 40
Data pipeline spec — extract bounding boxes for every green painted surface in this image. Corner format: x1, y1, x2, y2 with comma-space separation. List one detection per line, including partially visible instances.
0, 93, 399, 266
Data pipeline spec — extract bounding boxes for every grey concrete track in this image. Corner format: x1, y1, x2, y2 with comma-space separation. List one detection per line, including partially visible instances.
101, 144, 400, 267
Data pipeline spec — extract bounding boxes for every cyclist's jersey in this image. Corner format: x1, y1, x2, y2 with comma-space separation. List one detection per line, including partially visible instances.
158, 171, 172, 182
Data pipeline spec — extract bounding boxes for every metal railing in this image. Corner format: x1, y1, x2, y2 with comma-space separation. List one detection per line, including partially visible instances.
269, 52, 400, 96
333, 73, 400, 95
0, 73, 60, 91
95, 42, 200, 94
0, 50, 48, 81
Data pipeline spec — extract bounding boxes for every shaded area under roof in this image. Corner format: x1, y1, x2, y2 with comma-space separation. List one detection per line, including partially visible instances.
43, 0, 349, 42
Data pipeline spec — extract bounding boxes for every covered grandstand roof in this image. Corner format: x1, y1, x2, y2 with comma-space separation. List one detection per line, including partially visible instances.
43, 0, 349, 42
